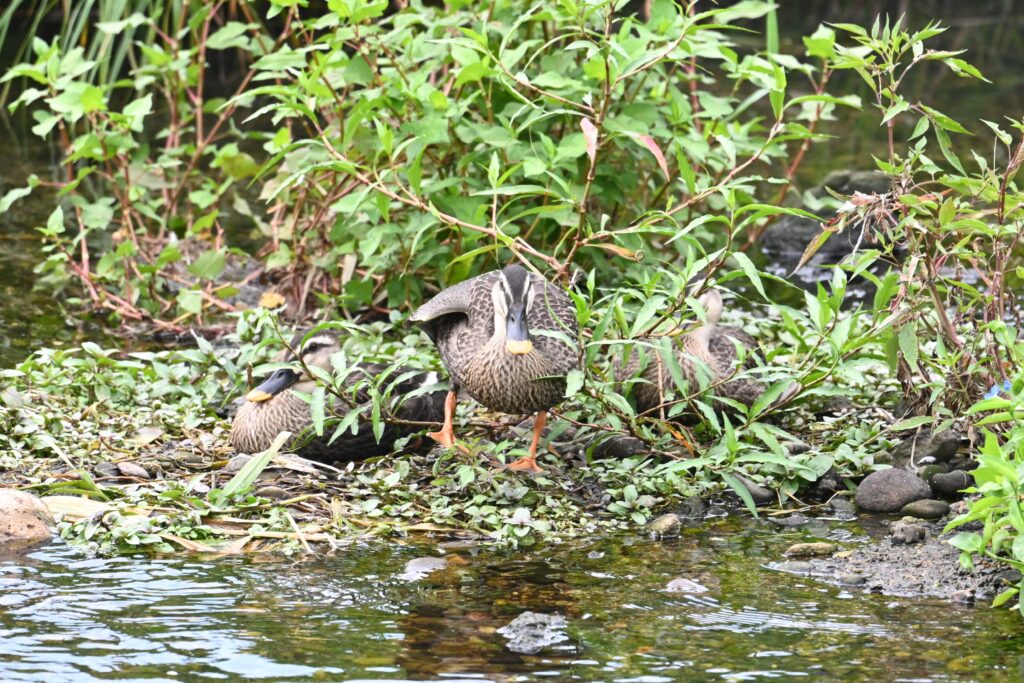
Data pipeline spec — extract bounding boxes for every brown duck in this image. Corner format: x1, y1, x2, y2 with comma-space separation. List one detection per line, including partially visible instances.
622, 290, 770, 416
409, 264, 580, 473
230, 328, 447, 462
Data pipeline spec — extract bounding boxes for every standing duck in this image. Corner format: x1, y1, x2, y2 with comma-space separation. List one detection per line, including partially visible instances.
409, 264, 580, 473
230, 328, 447, 462
622, 290, 769, 416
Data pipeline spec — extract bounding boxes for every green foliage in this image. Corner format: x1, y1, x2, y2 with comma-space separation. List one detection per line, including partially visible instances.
815, 18, 1021, 417
2, 0, 854, 324
944, 367, 1024, 614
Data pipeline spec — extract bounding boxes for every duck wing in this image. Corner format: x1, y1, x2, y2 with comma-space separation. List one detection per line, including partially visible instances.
409, 273, 497, 341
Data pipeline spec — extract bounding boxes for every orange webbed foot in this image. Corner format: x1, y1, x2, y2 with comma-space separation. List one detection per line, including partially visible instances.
506, 456, 544, 474
428, 427, 456, 449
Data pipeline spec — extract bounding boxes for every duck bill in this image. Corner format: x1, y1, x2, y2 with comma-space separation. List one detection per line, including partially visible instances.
505, 313, 533, 355
245, 368, 301, 402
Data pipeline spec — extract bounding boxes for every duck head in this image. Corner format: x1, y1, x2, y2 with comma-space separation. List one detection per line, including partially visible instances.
492, 264, 536, 355
244, 329, 341, 402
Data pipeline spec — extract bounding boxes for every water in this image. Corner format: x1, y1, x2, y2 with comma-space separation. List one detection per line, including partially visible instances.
0, 119, 117, 368
2, 519, 1022, 682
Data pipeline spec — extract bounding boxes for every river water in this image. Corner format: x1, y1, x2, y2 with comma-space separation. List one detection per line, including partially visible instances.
3, 518, 1023, 682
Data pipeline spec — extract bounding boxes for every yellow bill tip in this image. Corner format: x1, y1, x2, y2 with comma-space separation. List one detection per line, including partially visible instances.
505, 340, 534, 355
245, 389, 274, 403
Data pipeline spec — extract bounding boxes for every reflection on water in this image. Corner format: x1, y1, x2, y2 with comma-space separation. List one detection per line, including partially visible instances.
2, 518, 1023, 682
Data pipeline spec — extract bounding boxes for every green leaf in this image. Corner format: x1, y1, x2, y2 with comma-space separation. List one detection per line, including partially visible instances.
455, 60, 492, 88
564, 368, 584, 398
222, 431, 291, 497
344, 55, 374, 85
122, 94, 153, 133
803, 25, 835, 59
311, 386, 326, 436
720, 472, 759, 516
630, 295, 666, 337
0, 180, 36, 213
947, 531, 984, 554
623, 484, 638, 503
898, 322, 918, 368
187, 250, 227, 280
207, 22, 255, 50
890, 415, 934, 431
731, 251, 766, 300
176, 289, 203, 315
992, 586, 1018, 609
45, 206, 65, 235
881, 98, 910, 124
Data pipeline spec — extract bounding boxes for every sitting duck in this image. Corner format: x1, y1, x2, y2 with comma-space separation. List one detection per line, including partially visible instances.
230, 328, 447, 462
621, 289, 772, 417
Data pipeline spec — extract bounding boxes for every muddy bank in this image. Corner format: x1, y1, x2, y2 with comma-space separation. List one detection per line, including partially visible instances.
770, 513, 1016, 603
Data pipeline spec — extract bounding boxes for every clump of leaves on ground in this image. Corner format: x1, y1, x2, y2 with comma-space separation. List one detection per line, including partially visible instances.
1, 305, 905, 553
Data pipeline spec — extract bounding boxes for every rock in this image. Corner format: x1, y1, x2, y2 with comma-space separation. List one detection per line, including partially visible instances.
225, 454, 253, 473
647, 513, 681, 539
819, 396, 856, 415
784, 542, 836, 558
819, 169, 893, 196
900, 499, 949, 520
675, 497, 706, 521
950, 589, 975, 604
183, 452, 206, 465
399, 557, 448, 582
916, 463, 949, 484
890, 520, 927, 545
117, 462, 150, 479
775, 560, 814, 574
839, 573, 867, 586
770, 514, 812, 527
508, 417, 577, 445
254, 485, 290, 500
734, 474, 774, 507
592, 435, 646, 460
829, 497, 857, 520
931, 470, 972, 499
497, 612, 569, 654
665, 577, 708, 593
947, 456, 978, 472
0, 489, 55, 550
809, 467, 841, 499
891, 429, 961, 465
93, 462, 120, 478
855, 469, 931, 512
784, 441, 811, 455
759, 170, 892, 284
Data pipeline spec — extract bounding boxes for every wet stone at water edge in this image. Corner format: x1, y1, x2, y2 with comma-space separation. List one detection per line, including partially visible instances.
855, 469, 931, 512
497, 612, 570, 654
0, 489, 54, 551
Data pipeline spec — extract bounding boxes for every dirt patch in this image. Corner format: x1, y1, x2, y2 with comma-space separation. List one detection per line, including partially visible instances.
772, 517, 1018, 602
